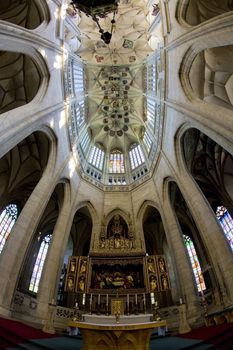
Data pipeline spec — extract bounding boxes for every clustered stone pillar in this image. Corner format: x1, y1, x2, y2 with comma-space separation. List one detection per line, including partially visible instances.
177, 171, 233, 306
0, 168, 56, 314
161, 195, 201, 327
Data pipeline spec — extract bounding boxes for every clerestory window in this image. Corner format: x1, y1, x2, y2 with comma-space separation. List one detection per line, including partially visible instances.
129, 144, 145, 170
109, 150, 125, 173
0, 204, 18, 254
88, 144, 105, 170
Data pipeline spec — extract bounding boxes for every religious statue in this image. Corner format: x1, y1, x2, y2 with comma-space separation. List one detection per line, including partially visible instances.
80, 260, 87, 275
67, 277, 74, 291
70, 260, 76, 272
78, 276, 85, 292
161, 274, 169, 290
158, 257, 166, 273
150, 275, 158, 291
110, 214, 124, 237
148, 258, 156, 274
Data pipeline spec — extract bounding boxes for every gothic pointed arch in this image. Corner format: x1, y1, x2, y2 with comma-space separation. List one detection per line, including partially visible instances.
0, 0, 50, 29
17, 182, 65, 295
177, 0, 233, 26
180, 44, 233, 110
169, 181, 217, 302
0, 130, 52, 254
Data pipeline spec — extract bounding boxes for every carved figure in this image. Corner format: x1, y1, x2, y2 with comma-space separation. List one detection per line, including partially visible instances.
150, 275, 157, 291
80, 260, 87, 275
158, 258, 166, 273
148, 258, 156, 274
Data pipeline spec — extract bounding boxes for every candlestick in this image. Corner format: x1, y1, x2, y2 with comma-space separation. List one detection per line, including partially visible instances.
106, 294, 108, 306
98, 294, 100, 305
127, 294, 129, 305
135, 293, 137, 304
143, 293, 146, 304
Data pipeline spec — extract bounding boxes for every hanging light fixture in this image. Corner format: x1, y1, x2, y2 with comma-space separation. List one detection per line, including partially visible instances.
71, 0, 118, 45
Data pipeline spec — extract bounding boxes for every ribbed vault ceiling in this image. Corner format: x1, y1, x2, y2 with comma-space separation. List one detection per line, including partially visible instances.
77, 0, 152, 65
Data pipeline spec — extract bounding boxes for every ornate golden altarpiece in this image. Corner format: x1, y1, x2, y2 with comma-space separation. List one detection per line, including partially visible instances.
64, 214, 171, 310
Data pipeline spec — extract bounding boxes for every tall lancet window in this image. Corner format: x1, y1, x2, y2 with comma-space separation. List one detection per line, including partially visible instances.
0, 204, 18, 254
29, 234, 52, 293
216, 206, 233, 251
109, 150, 125, 173
183, 235, 206, 293
88, 144, 105, 170
129, 144, 145, 170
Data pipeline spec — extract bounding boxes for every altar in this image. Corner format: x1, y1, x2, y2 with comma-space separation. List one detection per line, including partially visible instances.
68, 315, 166, 350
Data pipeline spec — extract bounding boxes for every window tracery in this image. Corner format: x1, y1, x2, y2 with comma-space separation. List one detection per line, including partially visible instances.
216, 206, 233, 251
29, 234, 52, 293
183, 235, 206, 293
129, 144, 145, 170
88, 144, 105, 170
0, 204, 18, 254
109, 150, 125, 173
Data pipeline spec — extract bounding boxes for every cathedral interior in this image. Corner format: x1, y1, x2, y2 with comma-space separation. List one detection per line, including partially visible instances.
0, 0, 233, 349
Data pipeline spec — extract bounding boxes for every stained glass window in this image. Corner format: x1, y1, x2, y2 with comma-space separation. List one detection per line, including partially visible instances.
109, 150, 125, 173
29, 234, 52, 293
216, 206, 233, 251
183, 235, 206, 293
88, 144, 105, 170
143, 131, 152, 153
0, 204, 18, 254
129, 144, 145, 170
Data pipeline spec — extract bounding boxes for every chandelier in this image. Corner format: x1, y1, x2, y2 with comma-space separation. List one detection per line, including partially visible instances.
71, 0, 119, 44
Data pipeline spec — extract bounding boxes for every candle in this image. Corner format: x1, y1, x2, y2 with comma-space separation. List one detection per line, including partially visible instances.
75, 302, 78, 308
83, 293, 85, 305
135, 294, 137, 304
90, 293, 92, 305
98, 294, 100, 305
179, 298, 183, 305
106, 294, 108, 306
127, 294, 129, 306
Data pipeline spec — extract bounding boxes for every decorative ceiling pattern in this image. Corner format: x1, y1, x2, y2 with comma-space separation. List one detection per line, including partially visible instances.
86, 64, 146, 152
76, 0, 153, 65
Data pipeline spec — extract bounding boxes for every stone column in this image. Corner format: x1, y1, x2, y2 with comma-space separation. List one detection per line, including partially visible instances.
36, 182, 73, 321
0, 167, 57, 314
177, 171, 233, 306
161, 196, 201, 326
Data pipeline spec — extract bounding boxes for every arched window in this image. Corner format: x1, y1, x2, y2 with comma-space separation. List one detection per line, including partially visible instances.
75, 101, 85, 129
183, 235, 206, 293
216, 206, 233, 251
109, 150, 125, 173
29, 233, 52, 293
80, 129, 90, 153
146, 97, 156, 130
143, 131, 152, 153
129, 144, 145, 170
0, 204, 18, 253
88, 144, 105, 170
